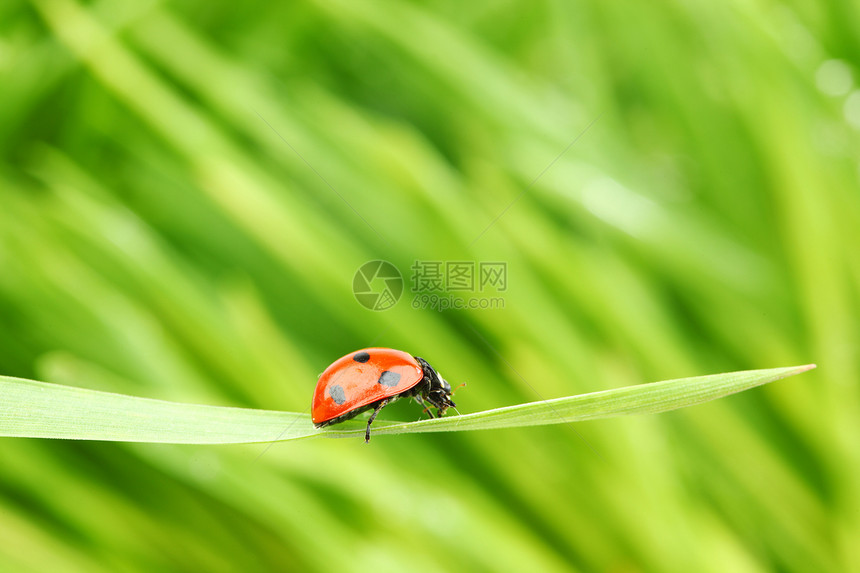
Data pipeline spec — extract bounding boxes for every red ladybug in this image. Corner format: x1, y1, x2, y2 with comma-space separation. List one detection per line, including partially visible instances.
312, 348, 456, 442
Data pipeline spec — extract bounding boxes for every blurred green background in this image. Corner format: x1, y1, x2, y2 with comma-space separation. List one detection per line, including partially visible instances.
1, 0, 858, 571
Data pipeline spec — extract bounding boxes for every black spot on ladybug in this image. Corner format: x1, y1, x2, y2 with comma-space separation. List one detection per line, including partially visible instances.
353, 351, 371, 363
329, 384, 346, 405
378, 371, 401, 387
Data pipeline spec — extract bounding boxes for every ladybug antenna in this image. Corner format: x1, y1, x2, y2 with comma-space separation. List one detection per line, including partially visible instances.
452, 382, 466, 395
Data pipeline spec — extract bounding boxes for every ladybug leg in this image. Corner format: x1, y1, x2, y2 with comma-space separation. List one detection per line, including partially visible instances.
365, 398, 391, 443
414, 395, 436, 419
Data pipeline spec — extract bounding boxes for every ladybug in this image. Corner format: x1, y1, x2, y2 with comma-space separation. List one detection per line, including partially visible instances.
312, 348, 456, 442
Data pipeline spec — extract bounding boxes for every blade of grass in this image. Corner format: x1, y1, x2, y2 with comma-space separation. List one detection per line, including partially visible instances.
0, 364, 815, 443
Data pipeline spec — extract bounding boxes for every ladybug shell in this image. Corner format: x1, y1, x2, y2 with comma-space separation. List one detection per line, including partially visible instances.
312, 348, 424, 425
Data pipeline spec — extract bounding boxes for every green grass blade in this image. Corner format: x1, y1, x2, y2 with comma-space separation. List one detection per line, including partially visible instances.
364, 364, 818, 437
0, 375, 303, 444
0, 364, 815, 443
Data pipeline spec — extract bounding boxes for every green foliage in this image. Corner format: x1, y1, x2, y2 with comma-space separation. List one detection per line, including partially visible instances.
1, 0, 858, 571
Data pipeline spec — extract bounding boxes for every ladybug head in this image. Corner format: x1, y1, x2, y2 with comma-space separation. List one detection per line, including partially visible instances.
415, 356, 457, 416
